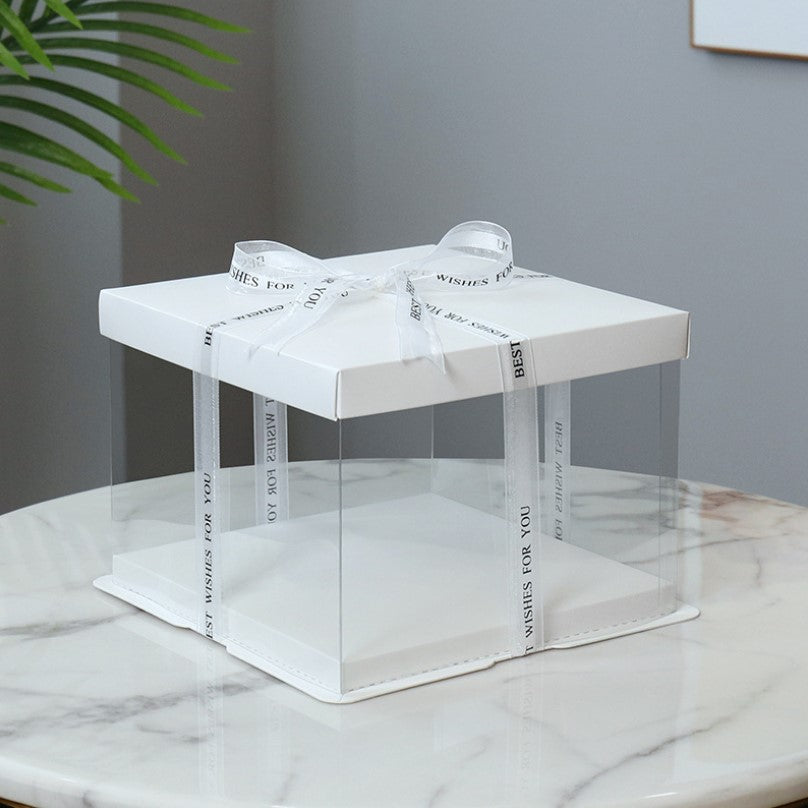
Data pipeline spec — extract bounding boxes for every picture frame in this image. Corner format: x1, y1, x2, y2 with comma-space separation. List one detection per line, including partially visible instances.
691, 0, 808, 61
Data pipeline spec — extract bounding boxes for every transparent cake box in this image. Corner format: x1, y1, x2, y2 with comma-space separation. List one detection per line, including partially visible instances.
97, 243, 694, 702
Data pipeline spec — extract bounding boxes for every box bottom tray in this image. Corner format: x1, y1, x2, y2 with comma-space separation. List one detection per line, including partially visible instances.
96, 491, 697, 702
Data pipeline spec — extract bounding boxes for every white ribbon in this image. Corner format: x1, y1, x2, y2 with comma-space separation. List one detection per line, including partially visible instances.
253, 395, 288, 526
545, 382, 571, 543
193, 371, 222, 642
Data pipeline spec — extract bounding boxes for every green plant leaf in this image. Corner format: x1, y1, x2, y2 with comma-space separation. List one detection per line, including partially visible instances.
0, 78, 185, 165
44, 54, 200, 116
0, 39, 28, 78
43, 19, 237, 62
0, 0, 243, 217
0, 3, 53, 69
0, 74, 188, 162
0, 95, 156, 183
77, 2, 249, 33
0, 121, 111, 178
17, 0, 39, 25
42, 0, 83, 28
95, 173, 139, 201
35, 37, 231, 89
24, 0, 92, 30
0, 160, 70, 192
0, 180, 35, 205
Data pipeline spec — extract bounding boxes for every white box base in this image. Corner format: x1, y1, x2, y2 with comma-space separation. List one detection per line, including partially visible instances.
95, 493, 697, 703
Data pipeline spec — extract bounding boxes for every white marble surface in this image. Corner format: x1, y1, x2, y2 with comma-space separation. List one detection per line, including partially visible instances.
1, 470, 808, 807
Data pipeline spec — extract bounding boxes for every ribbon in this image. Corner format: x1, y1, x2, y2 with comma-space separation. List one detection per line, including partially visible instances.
226, 221, 516, 372
193, 221, 569, 668
193, 371, 221, 641
253, 395, 288, 526
544, 381, 571, 543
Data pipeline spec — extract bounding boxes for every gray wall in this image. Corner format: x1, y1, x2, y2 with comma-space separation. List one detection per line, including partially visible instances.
5, 1, 808, 510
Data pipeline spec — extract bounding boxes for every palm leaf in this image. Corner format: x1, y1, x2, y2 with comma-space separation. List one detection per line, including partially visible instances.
41, 0, 83, 28
0, 94, 156, 183
0, 3, 52, 68
17, 0, 39, 24
0, 74, 187, 162
34, 37, 231, 89
0, 120, 139, 200
15, 55, 201, 116
0, 39, 26, 77
95, 172, 138, 201
0, 181, 35, 204
0, 121, 111, 178
0, 0, 246, 220
76, 2, 249, 33
0, 160, 70, 192
43, 20, 237, 62
25, 0, 91, 29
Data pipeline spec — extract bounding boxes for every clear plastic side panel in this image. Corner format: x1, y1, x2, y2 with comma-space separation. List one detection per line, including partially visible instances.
339, 398, 509, 696
218, 397, 342, 697
109, 346, 343, 697
540, 362, 680, 648
108, 345, 197, 626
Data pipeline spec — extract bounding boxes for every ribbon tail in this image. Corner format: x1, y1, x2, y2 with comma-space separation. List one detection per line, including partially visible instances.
247, 277, 349, 358
394, 272, 446, 373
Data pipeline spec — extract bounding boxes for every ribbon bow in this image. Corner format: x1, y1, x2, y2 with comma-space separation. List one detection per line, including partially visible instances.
227, 221, 514, 372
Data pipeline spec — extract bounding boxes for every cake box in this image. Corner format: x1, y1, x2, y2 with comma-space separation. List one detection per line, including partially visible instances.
96, 224, 694, 702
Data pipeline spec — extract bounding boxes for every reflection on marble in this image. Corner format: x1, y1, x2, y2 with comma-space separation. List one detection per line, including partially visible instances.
1, 472, 808, 807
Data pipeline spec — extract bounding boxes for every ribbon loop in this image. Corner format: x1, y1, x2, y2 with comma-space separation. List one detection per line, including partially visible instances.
228, 240, 331, 295
413, 221, 514, 290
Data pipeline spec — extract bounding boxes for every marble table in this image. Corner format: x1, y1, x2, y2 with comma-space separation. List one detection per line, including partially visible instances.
1, 474, 808, 808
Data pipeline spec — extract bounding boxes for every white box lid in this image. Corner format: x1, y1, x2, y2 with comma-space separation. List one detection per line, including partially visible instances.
99, 245, 690, 420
